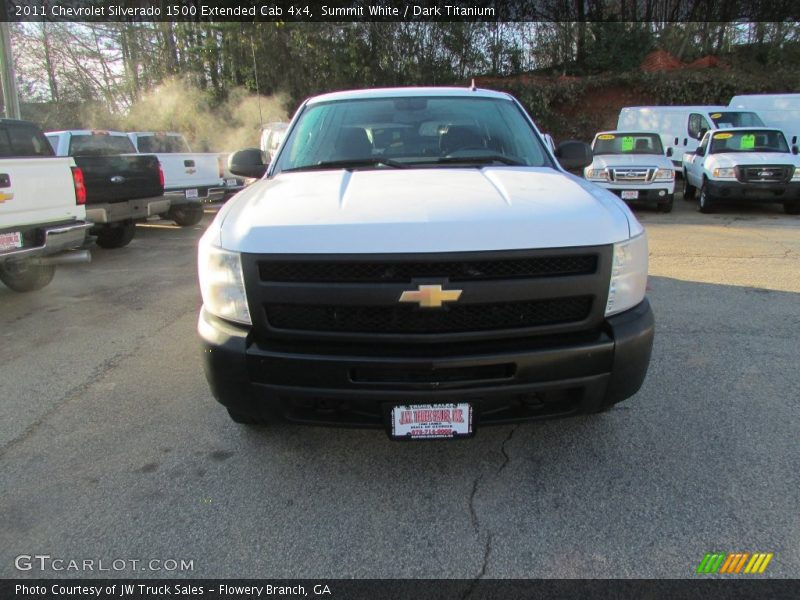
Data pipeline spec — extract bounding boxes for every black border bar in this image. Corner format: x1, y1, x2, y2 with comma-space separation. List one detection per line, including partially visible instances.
4, 0, 800, 23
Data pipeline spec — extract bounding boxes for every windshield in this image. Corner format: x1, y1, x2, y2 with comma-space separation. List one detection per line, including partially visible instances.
136, 134, 191, 153
709, 130, 789, 154
710, 111, 764, 129
592, 133, 664, 155
68, 134, 137, 156
273, 96, 551, 174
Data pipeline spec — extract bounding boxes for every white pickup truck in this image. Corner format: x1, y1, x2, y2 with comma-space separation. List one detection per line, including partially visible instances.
127, 132, 242, 224
0, 119, 91, 292
585, 131, 676, 212
198, 87, 655, 438
683, 127, 800, 214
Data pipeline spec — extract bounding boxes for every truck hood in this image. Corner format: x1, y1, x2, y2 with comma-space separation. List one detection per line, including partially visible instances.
704, 152, 800, 169
590, 154, 674, 170
215, 167, 634, 254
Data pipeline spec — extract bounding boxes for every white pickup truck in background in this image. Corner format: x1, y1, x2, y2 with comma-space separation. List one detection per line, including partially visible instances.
127, 132, 242, 224
0, 119, 91, 292
683, 127, 800, 214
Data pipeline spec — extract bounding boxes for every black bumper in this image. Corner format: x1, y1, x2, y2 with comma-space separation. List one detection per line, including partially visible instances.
608, 188, 673, 203
706, 180, 800, 203
199, 299, 655, 431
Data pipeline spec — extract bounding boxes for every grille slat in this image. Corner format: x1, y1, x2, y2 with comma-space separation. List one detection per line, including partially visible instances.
738, 165, 792, 183
259, 255, 597, 283
265, 297, 593, 334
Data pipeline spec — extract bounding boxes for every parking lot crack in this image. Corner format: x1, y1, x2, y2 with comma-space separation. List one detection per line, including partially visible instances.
497, 424, 519, 474
461, 533, 492, 600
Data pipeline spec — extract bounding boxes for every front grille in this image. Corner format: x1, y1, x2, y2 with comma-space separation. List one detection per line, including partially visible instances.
265, 297, 593, 334
610, 167, 653, 183
737, 165, 792, 183
258, 255, 597, 283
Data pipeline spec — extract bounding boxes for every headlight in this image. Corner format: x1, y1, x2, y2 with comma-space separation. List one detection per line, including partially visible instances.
654, 168, 674, 180
712, 167, 736, 178
198, 242, 251, 325
605, 233, 648, 317
585, 168, 608, 181
793, 167, 800, 180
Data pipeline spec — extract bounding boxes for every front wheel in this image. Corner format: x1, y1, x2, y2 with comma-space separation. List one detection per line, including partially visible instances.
682, 173, 696, 200
95, 221, 136, 249
656, 195, 674, 213
0, 261, 56, 292
168, 203, 204, 227
698, 182, 715, 213
784, 202, 800, 215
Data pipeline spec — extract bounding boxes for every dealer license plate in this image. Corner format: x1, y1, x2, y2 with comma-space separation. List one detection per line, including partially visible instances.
391, 403, 473, 440
185, 188, 199, 199
621, 190, 639, 200
225, 178, 238, 187
0, 231, 22, 252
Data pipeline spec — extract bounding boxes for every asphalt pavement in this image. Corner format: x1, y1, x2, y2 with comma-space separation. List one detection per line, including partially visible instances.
1, 197, 798, 579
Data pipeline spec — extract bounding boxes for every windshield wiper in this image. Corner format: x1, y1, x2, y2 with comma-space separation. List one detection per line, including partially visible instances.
283, 158, 409, 172
424, 155, 528, 166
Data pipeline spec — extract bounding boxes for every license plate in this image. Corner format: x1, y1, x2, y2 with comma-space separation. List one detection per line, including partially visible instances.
391, 403, 472, 440
185, 188, 199, 199
225, 178, 238, 187
0, 231, 22, 252
621, 190, 639, 200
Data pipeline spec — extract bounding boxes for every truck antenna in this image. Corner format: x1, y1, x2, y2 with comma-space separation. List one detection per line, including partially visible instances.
251, 35, 264, 130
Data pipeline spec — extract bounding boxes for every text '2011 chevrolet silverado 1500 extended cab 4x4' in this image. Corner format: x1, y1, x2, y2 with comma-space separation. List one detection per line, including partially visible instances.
198, 88, 655, 439
0, 119, 91, 292
46, 130, 166, 248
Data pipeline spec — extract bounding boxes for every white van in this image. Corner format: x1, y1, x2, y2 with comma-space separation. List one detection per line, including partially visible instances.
618, 106, 765, 169
729, 94, 800, 146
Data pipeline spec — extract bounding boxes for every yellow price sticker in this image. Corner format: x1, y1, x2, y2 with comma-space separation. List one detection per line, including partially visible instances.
710, 113, 722, 119
597, 134, 615, 140
713, 133, 733, 139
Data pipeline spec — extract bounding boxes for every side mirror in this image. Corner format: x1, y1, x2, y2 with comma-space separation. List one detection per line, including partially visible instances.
666, 147, 673, 157
228, 148, 266, 179
555, 140, 592, 172
792, 145, 798, 155
695, 147, 705, 157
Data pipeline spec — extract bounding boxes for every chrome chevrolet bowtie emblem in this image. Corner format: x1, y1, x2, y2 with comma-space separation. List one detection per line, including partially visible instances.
399, 284, 462, 308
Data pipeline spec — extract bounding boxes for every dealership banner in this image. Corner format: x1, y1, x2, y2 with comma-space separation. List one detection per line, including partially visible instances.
4, 0, 800, 23
2, 579, 800, 599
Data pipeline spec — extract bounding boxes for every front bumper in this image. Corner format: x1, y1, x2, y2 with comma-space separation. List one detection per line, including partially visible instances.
199, 299, 655, 431
706, 180, 800, 202
0, 220, 91, 264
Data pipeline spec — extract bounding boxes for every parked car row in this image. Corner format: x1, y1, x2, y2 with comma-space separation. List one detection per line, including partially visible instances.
0, 120, 244, 292
580, 94, 800, 214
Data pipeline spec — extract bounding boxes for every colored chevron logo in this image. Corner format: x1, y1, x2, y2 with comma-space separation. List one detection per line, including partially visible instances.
696, 552, 773, 574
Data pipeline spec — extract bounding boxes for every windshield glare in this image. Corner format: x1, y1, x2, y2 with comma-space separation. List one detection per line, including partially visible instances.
273, 96, 551, 173
710, 130, 789, 154
592, 133, 664, 155
710, 111, 765, 128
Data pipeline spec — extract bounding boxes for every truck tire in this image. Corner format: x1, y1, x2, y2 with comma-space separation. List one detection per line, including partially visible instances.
698, 181, 715, 213
656, 195, 674, 213
95, 221, 136, 249
784, 202, 800, 215
682, 173, 696, 200
169, 204, 204, 227
0, 261, 56, 292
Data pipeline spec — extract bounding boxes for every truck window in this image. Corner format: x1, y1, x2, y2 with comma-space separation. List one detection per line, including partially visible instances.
710, 111, 764, 129
688, 114, 710, 140
709, 130, 789, 154
68, 134, 137, 156
593, 133, 664, 155
275, 96, 551, 173
0, 124, 55, 157
136, 134, 191, 153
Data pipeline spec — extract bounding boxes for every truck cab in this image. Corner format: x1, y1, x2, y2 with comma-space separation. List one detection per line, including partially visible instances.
683, 127, 800, 214
585, 131, 675, 212
198, 87, 655, 437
